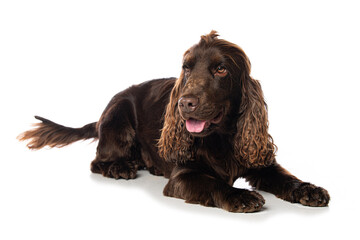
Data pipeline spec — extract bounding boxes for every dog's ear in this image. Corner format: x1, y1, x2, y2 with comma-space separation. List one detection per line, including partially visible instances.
233, 73, 276, 168
158, 72, 194, 163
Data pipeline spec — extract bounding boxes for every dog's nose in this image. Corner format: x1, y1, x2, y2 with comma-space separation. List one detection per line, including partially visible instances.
178, 97, 199, 113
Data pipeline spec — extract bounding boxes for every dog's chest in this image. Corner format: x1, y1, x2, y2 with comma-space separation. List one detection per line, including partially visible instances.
196, 135, 243, 183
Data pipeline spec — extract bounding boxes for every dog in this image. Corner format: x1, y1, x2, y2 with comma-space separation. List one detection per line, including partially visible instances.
19, 31, 330, 212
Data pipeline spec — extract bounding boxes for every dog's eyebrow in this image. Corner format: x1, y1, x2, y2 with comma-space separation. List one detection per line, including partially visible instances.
209, 55, 226, 68
183, 54, 196, 68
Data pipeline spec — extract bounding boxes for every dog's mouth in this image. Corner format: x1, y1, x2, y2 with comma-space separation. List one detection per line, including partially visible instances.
185, 111, 223, 134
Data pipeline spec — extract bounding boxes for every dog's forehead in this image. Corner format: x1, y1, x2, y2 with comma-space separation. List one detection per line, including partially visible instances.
184, 46, 224, 65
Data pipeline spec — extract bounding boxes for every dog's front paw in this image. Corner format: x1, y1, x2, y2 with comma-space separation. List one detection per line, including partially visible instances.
222, 189, 265, 213
292, 183, 330, 207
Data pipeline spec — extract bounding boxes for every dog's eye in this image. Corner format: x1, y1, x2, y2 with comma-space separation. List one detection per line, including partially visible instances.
217, 66, 225, 72
183, 64, 191, 75
215, 65, 227, 76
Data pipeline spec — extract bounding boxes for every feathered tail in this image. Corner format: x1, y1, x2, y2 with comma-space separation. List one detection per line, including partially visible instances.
18, 116, 98, 149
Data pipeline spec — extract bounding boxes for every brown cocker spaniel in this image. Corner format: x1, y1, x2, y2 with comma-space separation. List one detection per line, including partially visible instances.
19, 31, 330, 213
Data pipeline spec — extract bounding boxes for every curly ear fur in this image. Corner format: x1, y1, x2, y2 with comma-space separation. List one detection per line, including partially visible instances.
206, 35, 276, 168
234, 73, 277, 168
158, 74, 194, 163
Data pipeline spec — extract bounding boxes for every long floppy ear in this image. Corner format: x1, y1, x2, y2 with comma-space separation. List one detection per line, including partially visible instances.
233, 73, 277, 168
158, 74, 194, 163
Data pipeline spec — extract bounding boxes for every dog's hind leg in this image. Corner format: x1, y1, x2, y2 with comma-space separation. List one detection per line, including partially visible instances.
90, 98, 142, 180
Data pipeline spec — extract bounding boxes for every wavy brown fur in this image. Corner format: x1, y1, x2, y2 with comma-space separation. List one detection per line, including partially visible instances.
157, 71, 194, 163
234, 76, 277, 168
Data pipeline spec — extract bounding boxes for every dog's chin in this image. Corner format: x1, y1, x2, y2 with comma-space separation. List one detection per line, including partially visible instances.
183, 111, 224, 137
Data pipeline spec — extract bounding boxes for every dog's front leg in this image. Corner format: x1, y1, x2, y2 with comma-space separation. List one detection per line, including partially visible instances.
244, 162, 330, 207
163, 166, 265, 213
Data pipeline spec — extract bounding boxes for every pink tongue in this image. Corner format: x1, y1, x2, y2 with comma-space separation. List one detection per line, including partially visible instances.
186, 119, 207, 133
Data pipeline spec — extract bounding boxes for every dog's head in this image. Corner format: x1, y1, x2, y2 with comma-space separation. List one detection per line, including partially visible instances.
158, 31, 276, 168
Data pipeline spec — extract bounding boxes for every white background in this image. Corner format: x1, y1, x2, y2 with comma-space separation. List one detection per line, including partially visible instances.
1, 0, 359, 239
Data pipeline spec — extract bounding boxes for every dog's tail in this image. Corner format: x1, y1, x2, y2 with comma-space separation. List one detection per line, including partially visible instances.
18, 116, 98, 150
